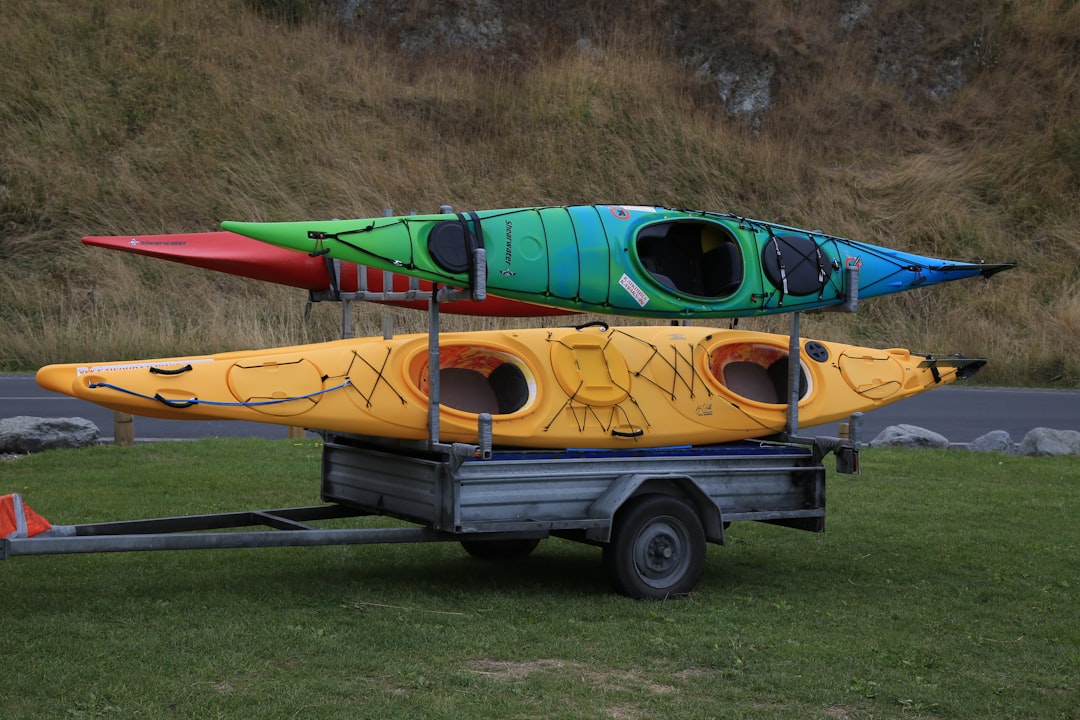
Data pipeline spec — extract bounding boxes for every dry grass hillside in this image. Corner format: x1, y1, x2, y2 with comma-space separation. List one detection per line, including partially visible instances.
1, 0, 1078, 386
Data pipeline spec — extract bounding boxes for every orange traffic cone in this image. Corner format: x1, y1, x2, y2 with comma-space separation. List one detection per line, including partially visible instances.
0, 494, 53, 539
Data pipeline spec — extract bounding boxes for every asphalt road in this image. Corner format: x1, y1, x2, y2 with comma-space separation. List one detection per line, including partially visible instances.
2, 373, 1076, 445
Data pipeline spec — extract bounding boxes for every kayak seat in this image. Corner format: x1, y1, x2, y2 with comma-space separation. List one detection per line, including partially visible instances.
438, 368, 499, 414
489, 362, 530, 414
637, 223, 704, 295
641, 258, 677, 291
723, 361, 779, 404
702, 243, 743, 297
766, 357, 809, 401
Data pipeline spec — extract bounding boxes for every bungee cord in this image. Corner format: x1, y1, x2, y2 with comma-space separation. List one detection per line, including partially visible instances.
87, 378, 353, 410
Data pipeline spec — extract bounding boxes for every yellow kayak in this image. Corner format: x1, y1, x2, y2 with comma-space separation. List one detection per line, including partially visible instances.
35, 324, 984, 448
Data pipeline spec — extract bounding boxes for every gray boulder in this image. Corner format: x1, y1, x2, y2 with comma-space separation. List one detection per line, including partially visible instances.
0, 416, 100, 454
869, 424, 950, 449
967, 430, 1016, 454
1017, 427, 1080, 456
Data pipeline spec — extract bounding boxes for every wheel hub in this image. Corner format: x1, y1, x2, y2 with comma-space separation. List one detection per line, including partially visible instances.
635, 521, 688, 583
649, 536, 675, 562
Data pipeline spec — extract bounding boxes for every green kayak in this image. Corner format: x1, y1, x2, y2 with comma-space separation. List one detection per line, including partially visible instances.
223, 205, 1014, 318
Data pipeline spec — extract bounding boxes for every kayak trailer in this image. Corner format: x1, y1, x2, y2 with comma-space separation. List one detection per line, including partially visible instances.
2, 208, 864, 599
1, 423, 859, 599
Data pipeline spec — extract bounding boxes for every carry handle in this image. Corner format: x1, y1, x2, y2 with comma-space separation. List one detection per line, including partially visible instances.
154, 394, 196, 409
572, 320, 609, 332
149, 364, 193, 376
610, 428, 645, 438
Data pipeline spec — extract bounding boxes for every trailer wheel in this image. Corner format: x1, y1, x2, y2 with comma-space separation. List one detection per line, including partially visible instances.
460, 538, 540, 561
603, 494, 706, 599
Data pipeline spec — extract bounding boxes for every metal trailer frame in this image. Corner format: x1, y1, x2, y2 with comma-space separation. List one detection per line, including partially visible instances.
2, 204, 864, 598
319, 433, 840, 542
2, 433, 848, 555
1, 425, 859, 597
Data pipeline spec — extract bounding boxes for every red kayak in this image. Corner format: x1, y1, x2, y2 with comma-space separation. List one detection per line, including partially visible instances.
82, 232, 576, 317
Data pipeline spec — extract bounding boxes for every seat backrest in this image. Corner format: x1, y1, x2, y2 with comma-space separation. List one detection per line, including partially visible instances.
702, 243, 743, 297
637, 222, 704, 294
488, 363, 530, 414
766, 357, 808, 402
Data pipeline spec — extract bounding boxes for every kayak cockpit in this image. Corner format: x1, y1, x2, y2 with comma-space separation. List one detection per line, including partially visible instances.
414, 346, 535, 416
636, 220, 744, 298
708, 343, 810, 405
439, 364, 530, 415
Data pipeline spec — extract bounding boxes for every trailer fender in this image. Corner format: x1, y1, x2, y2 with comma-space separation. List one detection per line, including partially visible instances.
586, 474, 725, 545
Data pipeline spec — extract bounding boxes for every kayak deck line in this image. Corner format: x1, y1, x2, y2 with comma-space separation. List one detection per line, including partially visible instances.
86, 377, 355, 410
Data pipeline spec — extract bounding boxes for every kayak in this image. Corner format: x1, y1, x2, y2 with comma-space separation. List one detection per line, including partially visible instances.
222, 205, 1015, 319
81, 232, 575, 317
36, 323, 984, 449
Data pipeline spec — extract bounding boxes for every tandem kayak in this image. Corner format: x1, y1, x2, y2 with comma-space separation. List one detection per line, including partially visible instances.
81, 232, 575, 317
223, 205, 1014, 319
36, 323, 984, 449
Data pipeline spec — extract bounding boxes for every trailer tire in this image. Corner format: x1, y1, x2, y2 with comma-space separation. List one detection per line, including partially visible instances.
603, 494, 706, 599
460, 538, 540, 561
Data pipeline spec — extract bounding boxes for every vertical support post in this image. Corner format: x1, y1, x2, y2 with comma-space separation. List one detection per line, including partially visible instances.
357, 259, 368, 293
846, 412, 863, 443
341, 299, 353, 340
332, 254, 353, 339
470, 248, 487, 301
427, 286, 441, 446
113, 411, 134, 447
477, 413, 492, 459
843, 262, 860, 313
785, 312, 801, 436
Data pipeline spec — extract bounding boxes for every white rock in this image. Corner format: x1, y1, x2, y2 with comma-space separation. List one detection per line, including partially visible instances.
967, 430, 1015, 454
869, 424, 950, 449
1017, 427, 1080, 456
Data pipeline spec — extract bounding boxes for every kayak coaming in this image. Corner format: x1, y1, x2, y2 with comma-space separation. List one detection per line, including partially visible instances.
222, 205, 1015, 319
35, 324, 983, 449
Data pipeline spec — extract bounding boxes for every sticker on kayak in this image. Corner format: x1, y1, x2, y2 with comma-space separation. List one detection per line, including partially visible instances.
129, 237, 188, 247
618, 273, 650, 307
609, 205, 656, 220
76, 358, 214, 376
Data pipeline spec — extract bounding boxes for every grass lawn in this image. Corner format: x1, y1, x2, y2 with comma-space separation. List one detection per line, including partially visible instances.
1, 439, 1076, 719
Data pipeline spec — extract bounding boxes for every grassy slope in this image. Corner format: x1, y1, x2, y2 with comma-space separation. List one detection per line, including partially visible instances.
1, 0, 1078, 385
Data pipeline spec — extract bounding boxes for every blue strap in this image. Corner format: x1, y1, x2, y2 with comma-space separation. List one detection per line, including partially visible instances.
87, 379, 352, 408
